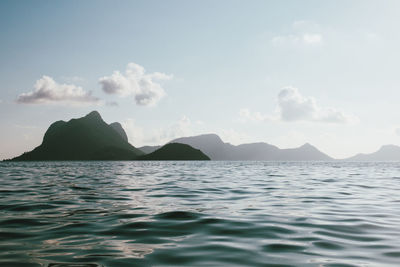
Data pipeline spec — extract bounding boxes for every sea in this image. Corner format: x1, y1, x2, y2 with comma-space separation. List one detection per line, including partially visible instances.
0, 161, 400, 267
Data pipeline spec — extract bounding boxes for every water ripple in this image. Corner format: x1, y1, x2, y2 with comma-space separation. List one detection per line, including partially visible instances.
1, 161, 400, 266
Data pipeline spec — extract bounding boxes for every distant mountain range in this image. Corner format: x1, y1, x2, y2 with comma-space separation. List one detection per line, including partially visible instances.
140, 134, 400, 161
139, 134, 333, 161
344, 145, 400, 161
9, 111, 208, 161
8, 111, 400, 161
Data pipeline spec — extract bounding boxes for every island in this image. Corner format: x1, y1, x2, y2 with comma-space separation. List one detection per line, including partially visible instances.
140, 133, 333, 161
138, 143, 210, 160
8, 111, 210, 161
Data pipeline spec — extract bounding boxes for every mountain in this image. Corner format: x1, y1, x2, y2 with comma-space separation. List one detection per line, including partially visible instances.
168, 134, 332, 161
233, 142, 280, 160
138, 143, 210, 160
110, 122, 128, 142
278, 143, 332, 161
10, 111, 144, 161
138, 145, 161, 154
345, 145, 400, 161
170, 134, 235, 160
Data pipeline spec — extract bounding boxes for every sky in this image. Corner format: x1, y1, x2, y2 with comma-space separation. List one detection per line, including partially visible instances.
1, 0, 400, 160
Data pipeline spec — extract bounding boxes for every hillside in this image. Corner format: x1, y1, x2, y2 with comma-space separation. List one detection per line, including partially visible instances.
138, 143, 210, 160
10, 111, 143, 161
168, 134, 332, 161
345, 145, 400, 161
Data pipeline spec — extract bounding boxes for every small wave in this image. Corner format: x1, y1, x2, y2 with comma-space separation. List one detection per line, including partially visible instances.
1, 161, 400, 266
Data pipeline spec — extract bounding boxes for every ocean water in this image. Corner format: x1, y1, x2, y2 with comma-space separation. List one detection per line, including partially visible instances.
0, 161, 400, 267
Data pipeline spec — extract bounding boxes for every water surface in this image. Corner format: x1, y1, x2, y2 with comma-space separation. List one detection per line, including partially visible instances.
1, 161, 400, 266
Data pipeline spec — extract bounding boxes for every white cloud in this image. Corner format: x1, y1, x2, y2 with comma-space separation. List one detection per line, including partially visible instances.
218, 129, 252, 145
238, 108, 276, 122
239, 87, 357, 124
122, 116, 194, 147
278, 87, 317, 121
396, 128, 400, 136
271, 20, 323, 47
99, 62, 172, 106
302, 34, 322, 45
272, 34, 322, 46
169, 116, 192, 138
148, 117, 251, 146
148, 116, 193, 145
121, 118, 145, 145
278, 87, 357, 123
16, 76, 99, 105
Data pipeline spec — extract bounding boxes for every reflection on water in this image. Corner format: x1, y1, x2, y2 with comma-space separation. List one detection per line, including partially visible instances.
1, 161, 400, 266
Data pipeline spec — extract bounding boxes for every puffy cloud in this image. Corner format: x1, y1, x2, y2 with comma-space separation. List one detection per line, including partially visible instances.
272, 34, 322, 46
16, 76, 99, 105
271, 20, 323, 47
99, 62, 172, 106
302, 34, 322, 45
122, 116, 194, 147
278, 87, 317, 121
239, 87, 357, 124
278, 87, 357, 123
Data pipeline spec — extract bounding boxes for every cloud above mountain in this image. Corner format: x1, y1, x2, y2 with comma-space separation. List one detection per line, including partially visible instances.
16, 76, 99, 105
99, 62, 172, 106
122, 115, 194, 147
240, 87, 357, 124
278, 87, 356, 123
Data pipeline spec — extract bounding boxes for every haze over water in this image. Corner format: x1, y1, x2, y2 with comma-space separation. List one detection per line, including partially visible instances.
1, 161, 400, 266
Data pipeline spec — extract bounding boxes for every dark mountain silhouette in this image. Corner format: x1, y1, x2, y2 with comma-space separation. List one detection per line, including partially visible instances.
170, 134, 236, 160
110, 122, 128, 142
10, 111, 144, 161
167, 134, 332, 160
6, 111, 340, 161
345, 145, 400, 161
138, 145, 161, 154
138, 143, 210, 160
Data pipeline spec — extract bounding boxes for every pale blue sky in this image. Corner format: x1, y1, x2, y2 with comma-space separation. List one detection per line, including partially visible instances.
1, 0, 400, 160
